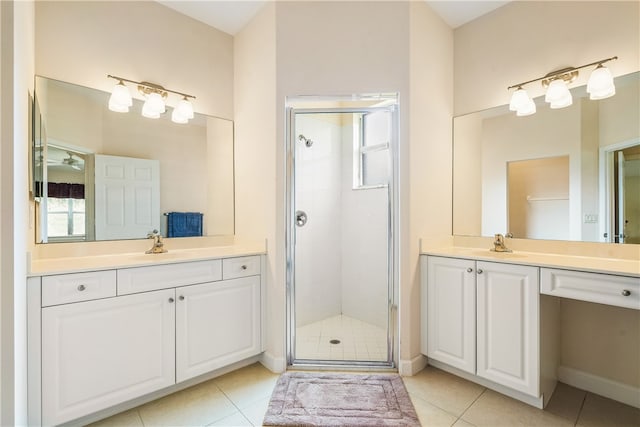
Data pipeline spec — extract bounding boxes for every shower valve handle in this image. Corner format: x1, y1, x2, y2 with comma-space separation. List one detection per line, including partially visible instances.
295, 210, 308, 227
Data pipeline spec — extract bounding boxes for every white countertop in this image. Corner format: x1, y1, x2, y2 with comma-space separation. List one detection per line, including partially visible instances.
421, 246, 640, 277
29, 242, 266, 276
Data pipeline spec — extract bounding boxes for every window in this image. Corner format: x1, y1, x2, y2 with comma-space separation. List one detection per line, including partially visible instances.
47, 197, 85, 239
353, 110, 391, 189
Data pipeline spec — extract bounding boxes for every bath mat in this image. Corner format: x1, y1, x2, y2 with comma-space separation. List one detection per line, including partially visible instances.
263, 372, 420, 426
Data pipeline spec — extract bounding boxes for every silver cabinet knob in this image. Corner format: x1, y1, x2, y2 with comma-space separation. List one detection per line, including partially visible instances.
622, 289, 631, 297
477, 269, 483, 274
241, 265, 248, 270
168, 297, 175, 303
467, 268, 473, 273
77, 284, 86, 291
179, 295, 185, 301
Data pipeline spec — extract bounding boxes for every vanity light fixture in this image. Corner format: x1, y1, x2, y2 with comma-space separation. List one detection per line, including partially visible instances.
507, 56, 618, 116
107, 74, 196, 124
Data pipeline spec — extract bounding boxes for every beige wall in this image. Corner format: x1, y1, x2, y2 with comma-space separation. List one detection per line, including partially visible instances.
235, 0, 454, 368
233, 2, 278, 364
455, 1, 640, 116
454, 0, 640, 388
409, 1, 454, 364
35, 1, 233, 120
2, 0, 34, 424
275, 0, 410, 367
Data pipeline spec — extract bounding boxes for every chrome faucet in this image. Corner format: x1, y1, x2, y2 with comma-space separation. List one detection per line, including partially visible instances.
491, 233, 512, 253
146, 230, 167, 254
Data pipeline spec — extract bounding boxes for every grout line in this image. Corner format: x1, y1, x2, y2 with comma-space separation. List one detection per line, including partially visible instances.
455, 387, 487, 425
136, 409, 146, 427
574, 392, 588, 427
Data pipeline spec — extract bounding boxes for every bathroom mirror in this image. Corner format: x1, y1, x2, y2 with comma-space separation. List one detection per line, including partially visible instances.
453, 71, 639, 244
33, 75, 235, 243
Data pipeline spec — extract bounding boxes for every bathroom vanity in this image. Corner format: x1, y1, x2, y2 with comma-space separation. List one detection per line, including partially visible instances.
420, 246, 639, 409
27, 246, 266, 426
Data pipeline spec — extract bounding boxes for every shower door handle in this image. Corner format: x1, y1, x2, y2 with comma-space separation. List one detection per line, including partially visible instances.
295, 210, 308, 227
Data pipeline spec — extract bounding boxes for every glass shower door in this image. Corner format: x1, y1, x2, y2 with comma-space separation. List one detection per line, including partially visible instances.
288, 105, 396, 367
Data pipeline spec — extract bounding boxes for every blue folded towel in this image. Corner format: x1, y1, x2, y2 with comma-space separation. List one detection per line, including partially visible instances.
166, 212, 203, 237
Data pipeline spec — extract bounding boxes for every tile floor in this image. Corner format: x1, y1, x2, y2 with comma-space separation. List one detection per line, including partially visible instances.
90, 363, 640, 427
295, 314, 388, 361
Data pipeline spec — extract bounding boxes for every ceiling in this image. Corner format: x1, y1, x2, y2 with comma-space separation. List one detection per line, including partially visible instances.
158, 0, 511, 36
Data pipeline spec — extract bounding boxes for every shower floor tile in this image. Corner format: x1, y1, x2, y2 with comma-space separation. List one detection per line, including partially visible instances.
295, 314, 388, 362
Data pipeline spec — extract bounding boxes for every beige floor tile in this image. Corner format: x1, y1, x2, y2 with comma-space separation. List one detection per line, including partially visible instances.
402, 366, 485, 416
239, 395, 272, 426
409, 394, 459, 427
544, 382, 586, 423
207, 411, 253, 427
86, 409, 144, 427
214, 363, 280, 408
137, 379, 237, 426
453, 419, 476, 427
461, 389, 573, 427
576, 392, 640, 427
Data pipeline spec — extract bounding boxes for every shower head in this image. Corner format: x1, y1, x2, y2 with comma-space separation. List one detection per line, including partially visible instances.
298, 134, 313, 147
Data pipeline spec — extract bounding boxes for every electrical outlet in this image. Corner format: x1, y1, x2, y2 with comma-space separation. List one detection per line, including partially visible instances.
584, 214, 598, 224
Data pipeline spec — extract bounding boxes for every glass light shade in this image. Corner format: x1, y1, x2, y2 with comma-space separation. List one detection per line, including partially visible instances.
108, 99, 129, 113
108, 82, 132, 112
142, 100, 161, 119
171, 108, 188, 124
176, 98, 194, 119
545, 79, 572, 109
516, 99, 537, 116
146, 92, 166, 114
587, 65, 616, 100
509, 88, 531, 112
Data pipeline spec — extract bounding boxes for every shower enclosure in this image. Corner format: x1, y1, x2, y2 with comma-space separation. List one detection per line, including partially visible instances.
286, 95, 398, 368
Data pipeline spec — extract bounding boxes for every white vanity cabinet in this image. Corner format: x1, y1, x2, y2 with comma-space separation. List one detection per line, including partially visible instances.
176, 276, 261, 382
29, 254, 264, 427
423, 257, 476, 374
476, 260, 539, 396
41, 289, 176, 426
422, 256, 540, 399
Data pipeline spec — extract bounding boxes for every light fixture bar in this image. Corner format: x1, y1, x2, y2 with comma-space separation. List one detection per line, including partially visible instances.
507, 56, 618, 90
107, 74, 196, 100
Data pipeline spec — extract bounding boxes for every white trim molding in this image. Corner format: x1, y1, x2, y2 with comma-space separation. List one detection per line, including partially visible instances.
261, 351, 286, 374
558, 366, 640, 409
399, 354, 427, 376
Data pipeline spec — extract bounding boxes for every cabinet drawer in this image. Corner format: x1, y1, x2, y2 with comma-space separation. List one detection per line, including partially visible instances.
222, 256, 261, 279
42, 270, 116, 307
117, 260, 222, 295
540, 268, 639, 310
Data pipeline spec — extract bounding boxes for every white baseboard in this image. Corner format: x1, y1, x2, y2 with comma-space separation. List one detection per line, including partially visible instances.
261, 351, 286, 373
558, 366, 640, 409
399, 354, 427, 376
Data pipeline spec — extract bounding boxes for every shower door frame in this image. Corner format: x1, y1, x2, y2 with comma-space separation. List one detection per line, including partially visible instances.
285, 102, 399, 369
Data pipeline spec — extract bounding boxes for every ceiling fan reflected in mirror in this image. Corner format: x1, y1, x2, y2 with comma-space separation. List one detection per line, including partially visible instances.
42, 146, 86, 171
61, 152, 83, 170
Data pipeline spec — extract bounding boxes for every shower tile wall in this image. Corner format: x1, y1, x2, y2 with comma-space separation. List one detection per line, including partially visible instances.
295, 114, 344, 326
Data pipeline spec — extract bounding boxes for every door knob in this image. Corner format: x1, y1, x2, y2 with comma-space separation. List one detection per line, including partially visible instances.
295, 210, 308, 227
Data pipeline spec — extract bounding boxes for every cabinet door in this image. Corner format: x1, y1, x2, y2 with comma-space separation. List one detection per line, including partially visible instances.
426, 256, 476, 374
176, 276, 261, 382
42, 289, 176, 426
476, 261, 539, 396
